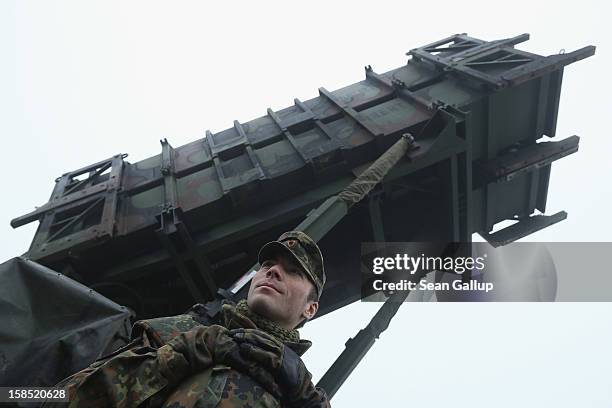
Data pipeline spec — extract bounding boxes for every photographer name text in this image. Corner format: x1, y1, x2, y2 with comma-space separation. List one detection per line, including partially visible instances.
372, 278, 494, 293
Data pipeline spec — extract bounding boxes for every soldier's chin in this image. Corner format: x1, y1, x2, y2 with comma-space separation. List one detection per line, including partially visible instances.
248, 294, 283, 322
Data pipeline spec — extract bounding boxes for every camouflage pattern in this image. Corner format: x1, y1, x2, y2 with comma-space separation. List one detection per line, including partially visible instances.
258, 231, 326, 298
42, 302, 330, 407
231, 328, 331, 407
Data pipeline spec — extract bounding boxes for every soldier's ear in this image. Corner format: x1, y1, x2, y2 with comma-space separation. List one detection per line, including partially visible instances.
302, 301, 318, 320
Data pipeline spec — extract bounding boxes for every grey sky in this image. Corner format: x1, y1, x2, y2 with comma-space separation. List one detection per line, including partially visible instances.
2, 1, 611, 406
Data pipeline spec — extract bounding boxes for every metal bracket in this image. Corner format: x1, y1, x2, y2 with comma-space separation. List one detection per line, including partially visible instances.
156, 138, 218, 301
267, 101, 347, 175
480, 211, 568, 247
12, 154, 126, 228
159, 138, 179, 234
318, 87, 384, 137
19, 154, 126, 260
476, 135, 580, 185
408, 33, 595, 89
267, 107, 311, 164
205, 125, 267, 203
364, 65, 435, 111
156, 209, 218, 302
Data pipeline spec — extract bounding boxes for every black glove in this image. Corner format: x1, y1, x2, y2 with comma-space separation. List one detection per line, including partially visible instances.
230, 328, 331, 407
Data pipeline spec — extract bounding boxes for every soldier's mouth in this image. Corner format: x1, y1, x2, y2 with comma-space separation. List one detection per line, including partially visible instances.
257, 282, 282, 294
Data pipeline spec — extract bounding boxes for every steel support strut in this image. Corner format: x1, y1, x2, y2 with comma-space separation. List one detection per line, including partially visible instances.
316, 289, 409, 399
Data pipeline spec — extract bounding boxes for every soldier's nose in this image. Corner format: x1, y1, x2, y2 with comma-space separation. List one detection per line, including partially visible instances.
266, 266, 281, 281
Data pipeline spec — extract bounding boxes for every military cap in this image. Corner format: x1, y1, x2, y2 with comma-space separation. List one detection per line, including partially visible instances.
258, 231, 326, 298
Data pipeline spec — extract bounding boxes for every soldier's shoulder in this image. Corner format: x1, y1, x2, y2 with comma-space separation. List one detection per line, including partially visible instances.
132, 314, 200, 344
90, 304, 216, 367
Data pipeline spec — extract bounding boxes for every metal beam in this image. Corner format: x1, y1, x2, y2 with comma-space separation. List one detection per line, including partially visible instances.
316, 290, 409, 398
267, 107, 310, 163
364, 66, 434, 111
318, 87, 384, 138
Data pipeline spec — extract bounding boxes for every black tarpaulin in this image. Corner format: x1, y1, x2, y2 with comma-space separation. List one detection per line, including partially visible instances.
0, 257, 132, 387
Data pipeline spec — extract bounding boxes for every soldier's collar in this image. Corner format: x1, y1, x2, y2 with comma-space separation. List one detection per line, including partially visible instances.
221, 300, 312, 356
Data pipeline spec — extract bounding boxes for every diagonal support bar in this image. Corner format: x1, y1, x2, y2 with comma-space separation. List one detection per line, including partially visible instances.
316, 290, 409, 398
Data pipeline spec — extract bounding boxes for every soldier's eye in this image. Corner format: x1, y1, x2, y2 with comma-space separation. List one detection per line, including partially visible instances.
287, 264, 304, 277
262, 260, 273, 268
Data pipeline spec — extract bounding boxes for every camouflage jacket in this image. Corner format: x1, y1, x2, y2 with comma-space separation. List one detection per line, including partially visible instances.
42, 302, 329, 408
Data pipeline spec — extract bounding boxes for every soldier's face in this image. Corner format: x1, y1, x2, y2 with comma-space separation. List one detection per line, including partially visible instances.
247, 253, 318, 330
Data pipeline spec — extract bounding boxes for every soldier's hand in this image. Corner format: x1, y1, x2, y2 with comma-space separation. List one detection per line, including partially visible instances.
229, 329, 330, 407
207, 328, 283, 399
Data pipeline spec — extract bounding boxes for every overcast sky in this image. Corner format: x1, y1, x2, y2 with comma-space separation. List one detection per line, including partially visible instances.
2, 1, 612, 406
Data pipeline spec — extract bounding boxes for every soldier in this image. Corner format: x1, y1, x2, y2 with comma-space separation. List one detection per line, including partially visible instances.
43, 231, 331, 407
